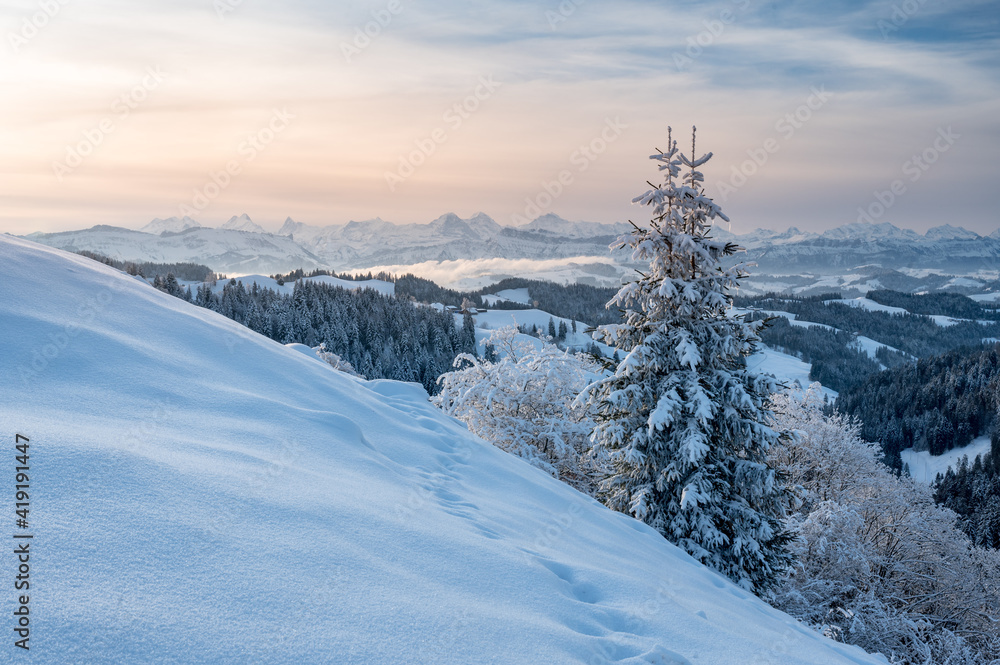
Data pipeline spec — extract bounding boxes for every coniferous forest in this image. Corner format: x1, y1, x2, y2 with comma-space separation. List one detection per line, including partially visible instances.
161, 276, 478, 394
836, 346, 1000, 462
933, 437, 1000, 548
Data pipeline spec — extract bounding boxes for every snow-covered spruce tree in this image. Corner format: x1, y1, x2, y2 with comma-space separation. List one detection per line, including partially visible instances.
583, 127, 794, 594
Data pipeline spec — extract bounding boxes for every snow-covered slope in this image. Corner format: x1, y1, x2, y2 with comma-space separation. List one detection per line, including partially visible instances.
746, 347, 838, 400
481, 287, 534, 306
0, 235, 883, 664
901, 436, 994, 483
826, 296, 991, 328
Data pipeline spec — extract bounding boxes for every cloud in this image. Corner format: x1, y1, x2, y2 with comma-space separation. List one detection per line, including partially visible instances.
347, 256, 624, 290
1, 0, 997, 235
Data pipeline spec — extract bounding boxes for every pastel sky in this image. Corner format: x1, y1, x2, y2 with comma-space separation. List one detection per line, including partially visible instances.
1, 0, 997, 235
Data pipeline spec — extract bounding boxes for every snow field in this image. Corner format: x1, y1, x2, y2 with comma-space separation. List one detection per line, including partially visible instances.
467, 308, 614, 356
746, 347, 839, 400
480, 288, 531, 306
901, 436, 994, 483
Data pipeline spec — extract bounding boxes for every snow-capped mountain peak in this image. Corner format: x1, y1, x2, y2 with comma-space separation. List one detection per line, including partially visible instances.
139, 216, 201, 235
520, 213, 628, 238
821, 222, 920, 242
277, 216, 307, 236
220, 213, 265, 233
924, 224, 981, 241
428, 212, 501, 240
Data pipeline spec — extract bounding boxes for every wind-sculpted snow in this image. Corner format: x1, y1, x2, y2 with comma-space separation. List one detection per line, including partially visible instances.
0, 235, 884, 664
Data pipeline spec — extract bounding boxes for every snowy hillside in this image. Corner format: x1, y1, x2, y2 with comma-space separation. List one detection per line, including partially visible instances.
746, 347, 838, 400
0, 235, 883, 664
902, 436, 994, 483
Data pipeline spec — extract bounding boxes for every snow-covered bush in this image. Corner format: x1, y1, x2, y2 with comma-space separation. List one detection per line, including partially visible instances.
314, 343, 363, 378
432, 326, 602, 493
771, 385, 1000, 664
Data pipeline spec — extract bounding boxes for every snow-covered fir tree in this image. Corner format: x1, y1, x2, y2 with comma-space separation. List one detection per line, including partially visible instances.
582, 127, 794, 594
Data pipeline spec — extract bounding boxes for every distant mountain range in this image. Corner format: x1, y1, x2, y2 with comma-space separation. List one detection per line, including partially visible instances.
712, 223, 1000, 273
17, 213, 1000, 278
22, 220, 325, 275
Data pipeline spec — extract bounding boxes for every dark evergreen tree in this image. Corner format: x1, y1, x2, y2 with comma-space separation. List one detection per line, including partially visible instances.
462, 312, 477, 353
